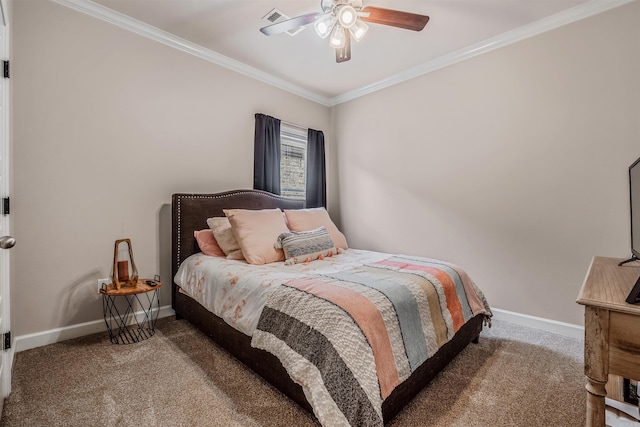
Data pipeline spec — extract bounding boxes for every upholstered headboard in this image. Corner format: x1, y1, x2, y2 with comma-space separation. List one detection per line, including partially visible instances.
171, 189, 305, 308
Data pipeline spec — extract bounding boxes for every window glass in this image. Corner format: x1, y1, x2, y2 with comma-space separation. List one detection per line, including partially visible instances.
280, 123, 307, 201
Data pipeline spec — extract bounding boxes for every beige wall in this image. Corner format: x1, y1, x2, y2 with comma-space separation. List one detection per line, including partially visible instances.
11, 0, 332, 336
333, 1, 640, 326
11, 0, 640, 338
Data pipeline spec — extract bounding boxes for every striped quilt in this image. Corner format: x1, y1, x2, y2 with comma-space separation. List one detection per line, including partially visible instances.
251, 255, 492, 427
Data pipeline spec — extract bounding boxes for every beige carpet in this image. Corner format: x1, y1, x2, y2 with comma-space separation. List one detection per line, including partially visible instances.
1, 318, 585, 426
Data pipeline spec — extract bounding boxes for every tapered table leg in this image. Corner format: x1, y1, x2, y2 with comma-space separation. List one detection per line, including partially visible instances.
585, 376, 606, 426
583, 307, 609, 427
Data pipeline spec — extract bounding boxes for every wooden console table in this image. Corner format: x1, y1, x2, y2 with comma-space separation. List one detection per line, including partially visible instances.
577, 256, 640, 426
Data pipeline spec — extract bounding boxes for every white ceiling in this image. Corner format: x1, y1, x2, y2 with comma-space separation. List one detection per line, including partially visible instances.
82, 0, 621, 102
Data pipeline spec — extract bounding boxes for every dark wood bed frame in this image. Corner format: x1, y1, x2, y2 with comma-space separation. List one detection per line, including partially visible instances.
171, 189, 484, 424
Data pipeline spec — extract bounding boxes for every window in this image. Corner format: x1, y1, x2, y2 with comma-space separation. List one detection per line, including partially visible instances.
279, 123, 307, 201
254, 113, 325, 207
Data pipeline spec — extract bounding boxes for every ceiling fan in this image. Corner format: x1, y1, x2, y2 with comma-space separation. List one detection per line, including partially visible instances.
260, 0, 429, 63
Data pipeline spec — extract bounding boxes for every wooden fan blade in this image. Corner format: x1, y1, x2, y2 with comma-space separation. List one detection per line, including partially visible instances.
360, 6, 429, 31
260, 13, 320, 36
336, 31, 351, 63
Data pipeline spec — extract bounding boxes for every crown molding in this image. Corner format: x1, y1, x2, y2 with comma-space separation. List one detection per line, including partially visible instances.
329, 0, 636, 105
52, 0, 634, 108
50, 0, 333, 107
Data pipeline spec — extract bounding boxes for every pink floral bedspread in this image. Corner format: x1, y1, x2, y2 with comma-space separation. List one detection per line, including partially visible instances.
173, 249, 390, 336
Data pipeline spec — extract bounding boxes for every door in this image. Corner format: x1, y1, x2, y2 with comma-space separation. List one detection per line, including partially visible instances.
0, 0, 11, 411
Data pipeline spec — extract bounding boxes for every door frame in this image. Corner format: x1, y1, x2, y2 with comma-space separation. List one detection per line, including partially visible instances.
0, 0, 12, 406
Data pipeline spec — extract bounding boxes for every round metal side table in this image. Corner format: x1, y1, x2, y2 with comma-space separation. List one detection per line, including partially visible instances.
100, 279, 162, 344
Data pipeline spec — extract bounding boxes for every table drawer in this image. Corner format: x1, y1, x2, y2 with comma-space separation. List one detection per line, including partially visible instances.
609, 311, 640, 381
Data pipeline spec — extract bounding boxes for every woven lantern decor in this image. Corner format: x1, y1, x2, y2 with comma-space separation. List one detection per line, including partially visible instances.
111, 238, 138, 290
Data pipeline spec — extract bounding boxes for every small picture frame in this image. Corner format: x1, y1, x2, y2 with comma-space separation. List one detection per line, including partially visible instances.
626, 276, 640, 304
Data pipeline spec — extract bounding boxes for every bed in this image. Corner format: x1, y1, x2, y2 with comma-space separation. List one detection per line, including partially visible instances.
171, 189, 491, 426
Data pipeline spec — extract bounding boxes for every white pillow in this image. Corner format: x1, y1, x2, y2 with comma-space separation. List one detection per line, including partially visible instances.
206, 217, 244, 260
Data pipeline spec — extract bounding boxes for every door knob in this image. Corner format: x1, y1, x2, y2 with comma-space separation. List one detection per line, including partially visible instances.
0, 236, 15, 249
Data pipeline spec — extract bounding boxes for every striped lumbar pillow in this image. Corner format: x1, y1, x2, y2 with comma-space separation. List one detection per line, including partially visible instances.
275, 226, 342, 265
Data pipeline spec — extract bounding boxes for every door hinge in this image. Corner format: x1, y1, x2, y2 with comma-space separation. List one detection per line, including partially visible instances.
2, 197, 8, 215
3, 332, 10, 350
3, 60, 8, 78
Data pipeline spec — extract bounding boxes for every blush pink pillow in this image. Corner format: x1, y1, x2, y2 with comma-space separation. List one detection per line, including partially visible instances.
193, 229, 225, 257
224, 208, 289, 265
284, 208, 348, 250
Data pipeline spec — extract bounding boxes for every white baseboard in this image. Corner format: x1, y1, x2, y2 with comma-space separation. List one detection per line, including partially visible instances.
14, 305, 175, 352
491, 308, 584, 340
13, 306, 582, 352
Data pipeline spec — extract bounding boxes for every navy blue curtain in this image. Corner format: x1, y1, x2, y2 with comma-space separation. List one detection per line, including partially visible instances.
306, 128, 326, 208
253, 113, 281, 194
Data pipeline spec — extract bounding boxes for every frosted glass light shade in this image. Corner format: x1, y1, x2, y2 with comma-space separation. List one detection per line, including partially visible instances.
314, 13, 335, 39
329, 25, 346, 49
349, 19, 369, 42
337, 5, 357, 28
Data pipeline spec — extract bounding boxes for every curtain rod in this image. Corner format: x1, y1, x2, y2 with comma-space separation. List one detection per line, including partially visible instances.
258, 113, 309, 131
281, 119, 307, 131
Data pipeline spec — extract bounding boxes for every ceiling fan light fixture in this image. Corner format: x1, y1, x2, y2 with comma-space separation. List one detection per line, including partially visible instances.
336, 5, 357, 28
259, 1, 430, 64
329, 24, 346, 49
314, 13, 336, 38
349, 19, 369, 42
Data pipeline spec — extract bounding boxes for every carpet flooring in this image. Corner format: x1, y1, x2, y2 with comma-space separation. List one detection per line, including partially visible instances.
1, 318, 586, 426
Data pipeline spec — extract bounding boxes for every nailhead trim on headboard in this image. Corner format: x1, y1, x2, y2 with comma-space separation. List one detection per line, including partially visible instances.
173, 190, 305, 272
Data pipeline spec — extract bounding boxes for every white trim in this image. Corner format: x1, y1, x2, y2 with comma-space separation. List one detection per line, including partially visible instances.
331, 0, 635, 105
13, 305, 583, 353
491, 308, 584, 340
0, 0, 10, 404
49, 0, 633, 107
50, 0, 332, 107
0, 0, 6, 27
14, 305, 175, 352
